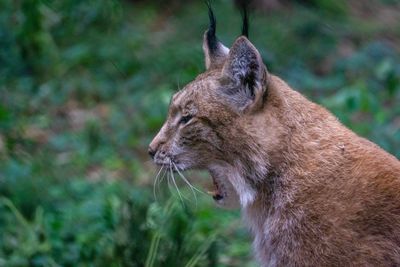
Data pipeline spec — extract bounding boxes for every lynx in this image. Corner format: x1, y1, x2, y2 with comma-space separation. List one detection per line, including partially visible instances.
148, 5, 400, 266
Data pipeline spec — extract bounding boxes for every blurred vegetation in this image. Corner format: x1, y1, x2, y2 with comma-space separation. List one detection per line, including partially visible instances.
0, 0, 399, 266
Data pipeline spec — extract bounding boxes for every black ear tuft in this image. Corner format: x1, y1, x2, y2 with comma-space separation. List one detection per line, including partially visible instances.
236, 0, 250, 37
241, 1, 249, 37
206, 0, 218, 51
203, 1, 229, 69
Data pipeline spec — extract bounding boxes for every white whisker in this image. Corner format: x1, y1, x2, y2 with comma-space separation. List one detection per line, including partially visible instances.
157, 167, 167, 194
173, 163, 198, 207
153, 166, 164, 201
173, 163, 206, 196
166, 167, 173, 195
169, 160, 184, 204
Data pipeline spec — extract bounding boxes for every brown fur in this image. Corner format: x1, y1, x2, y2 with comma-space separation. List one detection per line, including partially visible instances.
149, 35, 400, 266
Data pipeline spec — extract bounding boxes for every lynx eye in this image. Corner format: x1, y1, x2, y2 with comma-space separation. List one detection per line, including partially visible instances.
179, 114, 192, 124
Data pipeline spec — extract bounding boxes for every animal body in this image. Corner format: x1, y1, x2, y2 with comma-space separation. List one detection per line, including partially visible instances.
148, 5, 400, 266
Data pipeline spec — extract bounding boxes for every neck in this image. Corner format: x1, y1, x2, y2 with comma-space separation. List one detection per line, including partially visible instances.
240, 74, 335, 235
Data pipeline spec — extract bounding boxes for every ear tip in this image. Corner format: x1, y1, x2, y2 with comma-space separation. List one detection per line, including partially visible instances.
229, 36, 262, 62
236, 36, 250, 42
233, 36, 253, 48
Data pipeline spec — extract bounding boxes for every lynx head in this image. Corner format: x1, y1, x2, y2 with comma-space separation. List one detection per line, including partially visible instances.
149, 4, 270, 208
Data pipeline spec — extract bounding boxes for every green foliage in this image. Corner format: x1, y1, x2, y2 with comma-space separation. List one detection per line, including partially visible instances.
0, 0, 399, 266
0, 174, 251, 266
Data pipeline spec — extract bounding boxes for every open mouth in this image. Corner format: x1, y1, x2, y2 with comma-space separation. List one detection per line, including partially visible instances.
204, 169, 240, 209
207, 171, 225, 201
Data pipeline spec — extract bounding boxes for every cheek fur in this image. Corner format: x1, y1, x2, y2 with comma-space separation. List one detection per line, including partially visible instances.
178, 122, 223, 155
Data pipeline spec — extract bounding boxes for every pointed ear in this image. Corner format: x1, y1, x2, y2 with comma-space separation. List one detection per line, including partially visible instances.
203, 31, 229, 69
202, 2, 229, 69
221, 36, 267, 113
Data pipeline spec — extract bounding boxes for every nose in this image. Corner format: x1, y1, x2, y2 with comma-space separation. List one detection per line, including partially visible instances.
149, 123, 167, 160
148, 147, 156, 159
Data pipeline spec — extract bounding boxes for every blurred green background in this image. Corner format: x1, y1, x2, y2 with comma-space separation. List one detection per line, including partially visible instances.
0, 0, 399, 266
